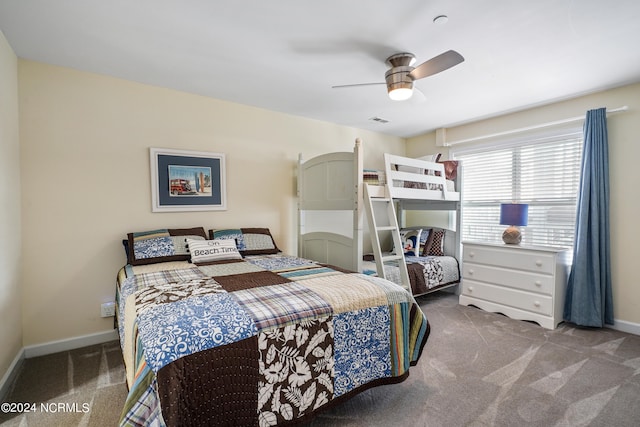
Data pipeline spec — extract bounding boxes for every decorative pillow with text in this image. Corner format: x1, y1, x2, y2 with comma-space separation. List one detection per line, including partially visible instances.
187, 238, 242, 264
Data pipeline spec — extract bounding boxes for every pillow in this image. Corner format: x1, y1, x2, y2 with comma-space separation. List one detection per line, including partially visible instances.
424, 228, 446, 256
419, 153, 442, 168
186, 238, 242, 263
122, 239, 130, 261
209, 227, 280, 255
126, 227, 207, 265
437, 160, 459, 181
209, 228, 246, 250
418, 229, 430, 256
399, 228, 422, 257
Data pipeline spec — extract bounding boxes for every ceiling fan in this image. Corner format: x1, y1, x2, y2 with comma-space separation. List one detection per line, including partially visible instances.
332, 50, 464, 101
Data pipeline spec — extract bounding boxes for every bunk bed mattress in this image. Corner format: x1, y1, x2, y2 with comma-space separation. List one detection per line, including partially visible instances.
116, 254, 430, 426
363, 255, 460, 294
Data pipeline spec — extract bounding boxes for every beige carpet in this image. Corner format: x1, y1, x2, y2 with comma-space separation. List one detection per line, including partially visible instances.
2, 293, 640, 426
0, 340, 126, 426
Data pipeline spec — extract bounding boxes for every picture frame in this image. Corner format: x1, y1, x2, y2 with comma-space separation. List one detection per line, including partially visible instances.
150, 147, 227, 212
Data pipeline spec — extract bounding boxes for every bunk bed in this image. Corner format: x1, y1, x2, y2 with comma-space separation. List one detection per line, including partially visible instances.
298, 139, 461, 296
297, 142, 363, 273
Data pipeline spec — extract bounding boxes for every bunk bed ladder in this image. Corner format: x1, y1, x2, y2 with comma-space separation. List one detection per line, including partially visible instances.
363, 183, 411, 292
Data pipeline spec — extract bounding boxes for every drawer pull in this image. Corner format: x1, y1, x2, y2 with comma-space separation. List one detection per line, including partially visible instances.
533, 301, 541, 307
534, 280, 542, 287
468, 269, 474, 275
469, 251, 475, 258
535, 260, 543, 267
468, 286, 474, 292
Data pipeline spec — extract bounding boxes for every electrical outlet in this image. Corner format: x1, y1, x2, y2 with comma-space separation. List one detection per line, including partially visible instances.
101, 302, 116, 317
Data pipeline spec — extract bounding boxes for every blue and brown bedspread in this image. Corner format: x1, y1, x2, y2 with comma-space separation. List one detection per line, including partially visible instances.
116, 254, 429, 426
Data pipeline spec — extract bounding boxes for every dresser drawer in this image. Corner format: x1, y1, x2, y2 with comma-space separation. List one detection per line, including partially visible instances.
464, 244, 555, 275
463, 263, 554, 295
461, 280, 553, 316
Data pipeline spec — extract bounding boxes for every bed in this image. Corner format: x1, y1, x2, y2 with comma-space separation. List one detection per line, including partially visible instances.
362, 226, 461, 296
116, 227, 430, 426
298, 139, 461, 296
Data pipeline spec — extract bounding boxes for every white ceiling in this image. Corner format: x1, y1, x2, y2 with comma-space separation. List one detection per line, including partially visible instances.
2, 0, 640, 138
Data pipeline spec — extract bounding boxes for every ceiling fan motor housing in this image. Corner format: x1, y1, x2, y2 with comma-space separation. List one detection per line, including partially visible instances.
385, 65, 415, 95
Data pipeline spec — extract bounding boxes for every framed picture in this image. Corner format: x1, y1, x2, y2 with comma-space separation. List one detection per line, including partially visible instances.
150, 148, 227, 212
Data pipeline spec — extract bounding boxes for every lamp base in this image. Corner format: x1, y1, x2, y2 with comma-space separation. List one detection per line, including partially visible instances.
502, 226, 522, 244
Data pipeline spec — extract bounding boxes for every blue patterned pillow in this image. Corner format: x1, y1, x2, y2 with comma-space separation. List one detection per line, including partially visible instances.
210, 228, 246, 250
126, 227, 207, 265
134, 236, 174, 260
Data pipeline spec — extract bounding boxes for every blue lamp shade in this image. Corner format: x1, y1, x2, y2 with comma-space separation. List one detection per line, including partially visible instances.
499, 203, 528, 244
500, 203, 528, 226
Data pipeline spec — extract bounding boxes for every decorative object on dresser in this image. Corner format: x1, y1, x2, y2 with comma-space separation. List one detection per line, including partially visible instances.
459, 241, 570, 329
499, 203, 528, 244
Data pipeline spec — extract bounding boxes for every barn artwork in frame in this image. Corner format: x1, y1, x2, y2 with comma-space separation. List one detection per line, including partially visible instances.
150, 148, 227, 212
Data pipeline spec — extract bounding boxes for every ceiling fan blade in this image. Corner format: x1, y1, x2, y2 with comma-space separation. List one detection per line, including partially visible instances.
331, 82, 385, 89
409, 50, 464, 80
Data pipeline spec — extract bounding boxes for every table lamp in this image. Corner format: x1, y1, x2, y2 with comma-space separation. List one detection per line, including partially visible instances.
500, 203, 528, 244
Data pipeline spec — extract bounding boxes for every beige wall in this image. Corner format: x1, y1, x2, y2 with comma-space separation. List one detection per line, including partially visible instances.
12, 56, 640, 351
0, 31, 22, 379
408, 82, 640, 326
18, 60, 405, 346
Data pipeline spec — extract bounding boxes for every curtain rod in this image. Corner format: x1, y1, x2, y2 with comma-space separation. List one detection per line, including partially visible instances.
443, 105, 629, 147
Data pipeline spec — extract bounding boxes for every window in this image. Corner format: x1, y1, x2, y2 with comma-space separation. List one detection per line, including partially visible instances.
452, 129, 582, 248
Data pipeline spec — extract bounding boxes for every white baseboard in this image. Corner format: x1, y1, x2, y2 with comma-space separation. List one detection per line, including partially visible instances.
609, 318, 640, 336
24, 329, 119, 359
0, 347, 25, 402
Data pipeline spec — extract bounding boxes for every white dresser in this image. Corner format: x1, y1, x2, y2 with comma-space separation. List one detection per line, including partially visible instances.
458, 241, 570, 329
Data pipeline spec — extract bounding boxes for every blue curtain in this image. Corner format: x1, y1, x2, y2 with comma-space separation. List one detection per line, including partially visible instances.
563, 107, 613, 327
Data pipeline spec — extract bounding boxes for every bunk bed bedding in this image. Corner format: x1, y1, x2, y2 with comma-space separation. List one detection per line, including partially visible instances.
363, 225, 461, 295
364, 160, 458, 193
116, 238, 430, 426
363, 255, 459, 295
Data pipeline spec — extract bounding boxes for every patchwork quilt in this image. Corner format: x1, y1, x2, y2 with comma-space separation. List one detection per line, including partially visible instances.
116, 254, 430, 426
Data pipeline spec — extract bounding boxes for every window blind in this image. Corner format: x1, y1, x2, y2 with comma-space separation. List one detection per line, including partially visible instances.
452, 129, 583, 248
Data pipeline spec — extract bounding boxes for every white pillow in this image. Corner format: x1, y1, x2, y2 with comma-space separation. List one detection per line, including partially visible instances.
400, 228, 422, 257
392, 228, 422, 256
186, 238, 242, 263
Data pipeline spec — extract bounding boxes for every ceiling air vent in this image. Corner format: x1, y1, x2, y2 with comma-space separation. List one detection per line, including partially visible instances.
369, 116, 389, 124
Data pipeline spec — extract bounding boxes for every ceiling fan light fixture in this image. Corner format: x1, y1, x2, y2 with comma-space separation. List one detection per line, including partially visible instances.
385, 65, 415, 101
388, 86, 413, 101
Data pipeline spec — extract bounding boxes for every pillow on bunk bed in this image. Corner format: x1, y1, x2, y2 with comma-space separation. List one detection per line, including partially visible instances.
418, 229, 431, 255
423, 228, 446, 257
126, 227, 208, 265
398, 228, 422, 257
437, 160, 459, 181
208, 227, 280, 255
